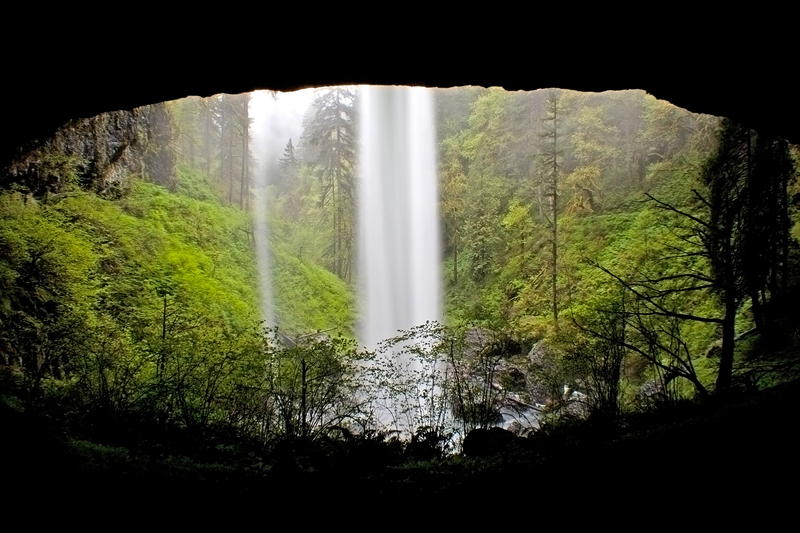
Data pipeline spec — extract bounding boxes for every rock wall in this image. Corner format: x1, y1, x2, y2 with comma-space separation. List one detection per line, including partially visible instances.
1, 102, 176, 197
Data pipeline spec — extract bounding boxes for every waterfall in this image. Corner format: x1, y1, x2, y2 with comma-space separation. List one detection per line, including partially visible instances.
358, 85, 443, 433
358, 86, 442, 351
250, 86, 444, 431
249, 88, 313, 329
250, 92, 275, 329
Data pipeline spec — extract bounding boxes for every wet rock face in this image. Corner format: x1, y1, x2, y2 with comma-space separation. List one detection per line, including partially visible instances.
3, 103, 175, 197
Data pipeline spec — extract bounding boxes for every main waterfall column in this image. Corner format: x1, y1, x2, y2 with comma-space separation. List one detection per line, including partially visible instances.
358, 86, 442, 351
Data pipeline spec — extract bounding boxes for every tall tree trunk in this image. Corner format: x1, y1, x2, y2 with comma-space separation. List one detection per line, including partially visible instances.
453, 232, 459, 285
220, 96, 226, 195
716, 292, 737, 396
716, 223, 736, 396
240, 123, 248, 210
227, 118, 235, 204
204, 100, 212, 177
189, 136, 195, 168
780, 139, 790, 298
551, 99, 559, 332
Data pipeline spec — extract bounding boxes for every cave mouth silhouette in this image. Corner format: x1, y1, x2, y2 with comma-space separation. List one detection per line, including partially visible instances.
4, 34, 798, 163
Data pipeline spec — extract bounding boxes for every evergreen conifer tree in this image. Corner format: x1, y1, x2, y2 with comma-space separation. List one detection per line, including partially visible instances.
303, 87, 357, 280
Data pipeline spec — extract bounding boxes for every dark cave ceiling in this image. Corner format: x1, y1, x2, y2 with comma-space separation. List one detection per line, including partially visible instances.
3, 15, 794, 156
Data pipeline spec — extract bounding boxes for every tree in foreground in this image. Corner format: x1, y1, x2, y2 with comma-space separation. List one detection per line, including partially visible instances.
596, 119, 796, 396
539, 90, 564, 331
698, 119, 796, 392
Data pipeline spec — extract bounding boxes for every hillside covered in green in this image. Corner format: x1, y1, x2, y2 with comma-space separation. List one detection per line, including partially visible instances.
434, 87, 800, 409
0, 124, 355, 449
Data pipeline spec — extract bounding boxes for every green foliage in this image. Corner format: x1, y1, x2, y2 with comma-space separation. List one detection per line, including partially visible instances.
271, 241, 354, 336
37, 153, 87, 194
174, 164, 219, 202
0, 190, 98, 405
302, 87, 358, 280
0, 146, 359, 420
439, 87, 773, 409
462, 90, 516, 277
262, 332, 365, 443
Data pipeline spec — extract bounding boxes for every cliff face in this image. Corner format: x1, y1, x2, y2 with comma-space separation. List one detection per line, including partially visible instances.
2, 102, 175, 197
